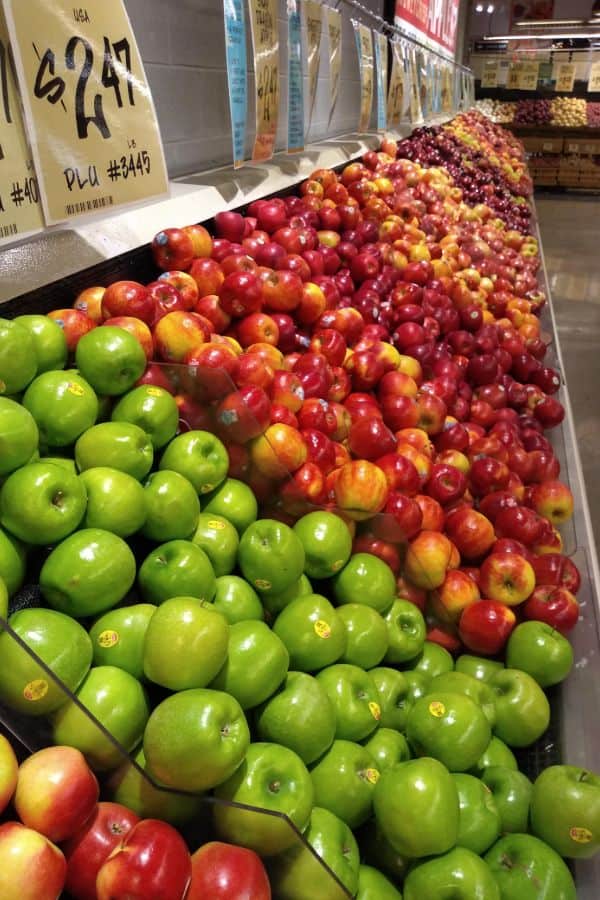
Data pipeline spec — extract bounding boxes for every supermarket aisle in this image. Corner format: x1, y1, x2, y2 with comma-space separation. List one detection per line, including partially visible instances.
536, 192, 600, 542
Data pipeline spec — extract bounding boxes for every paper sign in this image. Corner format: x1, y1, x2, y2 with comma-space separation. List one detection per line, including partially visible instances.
353, 22, 374, 133
224, 0, 248, 167
305, 0, 322, 126
481, 60, 499, 89
518, 60, 539, 90
555, 62, 575, 92
249, 0, 279, 162
326, 6, 341, 124
387, 40, 404, 127
287, 0, 303, 152
589, 60, 600, 93
4, 0, 168, 225
507, 62, 522, 90
418, 51, 429, 119
441, 64, 452, 113
374, 31, 387, 132
0, 10, 44, 244
409, 49, 422, 123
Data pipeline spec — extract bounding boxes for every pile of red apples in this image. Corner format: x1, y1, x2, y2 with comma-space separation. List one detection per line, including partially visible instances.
57, 110, 579, 660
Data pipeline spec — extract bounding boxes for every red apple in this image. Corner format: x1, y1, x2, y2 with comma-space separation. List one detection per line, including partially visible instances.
523, 585, 579, 634
249, 423, 307, 479
186, 841, 271, 900
372, 492, 423, 542
531, 553, 581, 594
479, 551, 535, 607
102, 280, 155, 324
527, 480, 574, 526
220, 271, 263, 318
47, 308, 96, 351
63, 802, 139, 900
158, 271, 199, 309
103, 316, 154, 360
0, 822, 67, 900
215, 211, 246, 243
426, 463, 467, 506
375, 453, 420, 495
152, 228, 195, 271
189, 258, 225, 298
237, 313, 279, 348
216, 385, 271, 443
415, 493, 445, 531
73, 286, 105, 323
430, 568, 480, 623
154, 311, 212, 362
444, 507, 495, 560
494, 505, 545, 546
333, 460, 389, 521
404, 530, 453, 590
184, 224, 213, 258
458, 600, 516, 655
353, 532, 401, 575
348, 417, 396, 460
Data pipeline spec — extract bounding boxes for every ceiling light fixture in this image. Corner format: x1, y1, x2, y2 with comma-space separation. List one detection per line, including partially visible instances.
514, 18, 584, 26
483, 32, 600, 40
475, 3, 484, 11
487, 4, 495, 12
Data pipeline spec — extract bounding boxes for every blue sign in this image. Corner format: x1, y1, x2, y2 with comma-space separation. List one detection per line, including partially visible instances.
224, 0, 247, 166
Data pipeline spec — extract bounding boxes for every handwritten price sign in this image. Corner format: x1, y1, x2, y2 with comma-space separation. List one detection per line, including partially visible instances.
249, 0, 279, 161
4, 0, 167, 224
507, 62, 522, 90
518, 61, 539, 91
589, 61, 600, 93
555, 62, 575, 93
481, 60, 499, 89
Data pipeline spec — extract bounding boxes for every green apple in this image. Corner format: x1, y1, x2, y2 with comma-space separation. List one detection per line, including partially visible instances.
90, 604, 157, 679
333, 553, 396, 613
80, 466, 146, 537
453, 773, 501, 854
202, 478, 258, 534
490, 668, 550, 748
357, 818, 410, 886
383, 599, 426, 664
530, 765, 600, 859
472, 736, 518, 775
0, 318, 37, 393
273, 594, 346, 672
427, 671, 496, 728
0, 608, 92, 715
22, 370, 98, 447
481, 766, 533, 834
406, 691, 491, 772
0, 398, 39, 476
404, 847, 500, 900
405, 669, 432, 701
506, 621, 573, 687
141, 470, 200, 541
14, 314, 67, 373
310, 739, 379, 829
369, 667, 414, 732
159, 430, 229, 495
210, 620, 289, 709
212, 575, 264, 624
293, 511, 352, 579
75, 421, 154, 481
192, 513, 239, 577
143, 687, 250, 792
269, 806, 360, 900
138, 540, 216, 605
316, 664, 381, 742
374, 757, 459, 857
214, 741, 313, 855
363, 727, 411, 772
0, 577, 7, 620
0, 527, 26, 596
455, 654, 504, 683
356, 865, 401, 900
238, 518, 305, 596
143, 597, 229, 690
255, 671, 336, 764
40, 528, 136, 617
261, 573, 312, 618
0, 461, 87, 545
75, 325, 146, 396
40, 456, 77, 474
111, 384, 178, 448
485, 833, 577, 900
407, 640, 454, 679
338, 604, 388, 669
108, 747, 204, 826
52, 665, 149, 770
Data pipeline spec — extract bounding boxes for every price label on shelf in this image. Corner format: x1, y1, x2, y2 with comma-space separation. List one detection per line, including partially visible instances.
353, 21, 373, 133
287, 0, 303, 152
387, 40, 403, 127
555, 62, 576, 92
507, 62, 522, 90
326, 6, 341, 124
249, 0, 279, 162
305, 0, 322, 127
3, 0, 168, 225
0, 9, 44, 245
224, 0, 248, 167
481, 60, 499, 89
518, 61, 539, 91
588, 60, 600, 93
374, 31, 387, 132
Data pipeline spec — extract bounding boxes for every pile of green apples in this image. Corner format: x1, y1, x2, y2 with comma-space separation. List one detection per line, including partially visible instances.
0, 312, 598, 900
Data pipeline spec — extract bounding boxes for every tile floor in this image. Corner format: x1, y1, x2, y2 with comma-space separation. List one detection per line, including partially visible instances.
536, 192, 600, 543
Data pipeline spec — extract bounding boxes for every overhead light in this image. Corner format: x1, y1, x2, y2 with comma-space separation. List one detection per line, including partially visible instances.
487, 4, 495, 11
514, 19, 584, 26
483, 32, 600, 40
475, 3, 484, 11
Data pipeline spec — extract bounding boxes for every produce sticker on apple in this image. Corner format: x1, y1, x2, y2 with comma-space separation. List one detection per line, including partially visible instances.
3, 0, 168, 224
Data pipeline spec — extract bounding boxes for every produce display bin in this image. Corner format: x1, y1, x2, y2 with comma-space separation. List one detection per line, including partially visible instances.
1, 159, 600, 897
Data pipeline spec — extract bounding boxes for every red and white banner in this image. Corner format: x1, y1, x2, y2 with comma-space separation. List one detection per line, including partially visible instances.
394, 0, 459, 57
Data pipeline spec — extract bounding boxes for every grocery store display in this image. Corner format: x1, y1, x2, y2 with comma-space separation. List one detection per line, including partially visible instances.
0, 107, 596, 897
551, 97, 588, 128
474, 99, 516, 124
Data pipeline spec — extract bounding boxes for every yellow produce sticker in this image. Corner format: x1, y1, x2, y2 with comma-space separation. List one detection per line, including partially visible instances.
369, 701, 381, 721
570, 826, 593, 844
255, 578, 272, 590
67, 382, 85, 396
429, 700, 446, 718
314, 619, 331, 639
146, 387, 163, 397
23, 679, 48, 701
208, 519, 226, 530
365, 767, 380, 784
331, 559, 344, 572
98, 629, 119, 648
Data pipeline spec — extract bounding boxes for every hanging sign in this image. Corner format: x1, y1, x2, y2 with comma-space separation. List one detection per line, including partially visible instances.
589, 60, 600, 93
387, 40, 404, 127
481, 60, 499, 89
287, 0, 303, 152
441, 64, 453, 113
305, 0, 322, 127
409, 49, 422, 123
353, 21, 374, 133
555, 62, 575, 92
0, 10, 44, 244
3, 0, 168, 225
418, 51, 430, 120
326, 6, 341, 124
249, 0, 279, 161
224, 0, 248, 167
507, 62, 522, 90
394, 0, 459, 57
374, 31, 387, 132
518, 60, 539, 90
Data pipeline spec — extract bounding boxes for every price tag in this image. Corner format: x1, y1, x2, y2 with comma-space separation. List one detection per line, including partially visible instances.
507, 62, 522, 90
0, 9, 44, 245
374, 31, 387, 132
248, 0, 279, 162
305, 0, 322, 128
418, 51, 430, 120
326, 6, 341, 125
387, 40, 404, 127
588, 60, 600, 93
287, 0, 303, 152
409, 50, 422, 123
224, 0, 248, 167
4, 0, 168, 225
353, 22, 374, 133
441, 65, 452, 113
555, 62, 575, 93
518, 61, 539, 91
481, 60, 499, 89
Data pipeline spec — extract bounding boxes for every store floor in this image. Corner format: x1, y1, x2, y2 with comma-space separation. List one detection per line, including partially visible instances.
535, 192, 600, 543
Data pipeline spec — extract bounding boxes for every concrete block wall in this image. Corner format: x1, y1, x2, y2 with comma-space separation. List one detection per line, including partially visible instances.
124, 0, 384, 178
